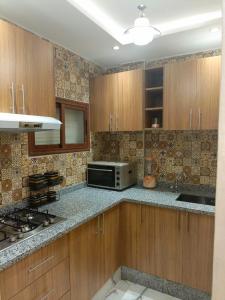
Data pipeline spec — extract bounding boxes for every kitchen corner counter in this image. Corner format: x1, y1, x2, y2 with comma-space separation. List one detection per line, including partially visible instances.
0, 185, 215, 271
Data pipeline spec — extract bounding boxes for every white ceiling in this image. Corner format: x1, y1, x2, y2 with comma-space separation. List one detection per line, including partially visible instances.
0, 0, 222, 68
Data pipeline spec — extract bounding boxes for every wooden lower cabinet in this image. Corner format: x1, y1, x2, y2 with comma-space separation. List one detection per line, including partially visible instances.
69, 206, 120, 300
0, 235, 69, 300
120, 202, 140, 269
103, 206, 120, 281
0, 203, 214, 300
137, 205, 155, 275
121, 203, 214, 293
182, 212, 214, 293
154, 207, 183, 283
69, 217, 102, 300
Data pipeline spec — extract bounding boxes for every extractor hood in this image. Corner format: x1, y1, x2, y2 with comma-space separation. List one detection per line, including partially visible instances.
0, 113, 62, 132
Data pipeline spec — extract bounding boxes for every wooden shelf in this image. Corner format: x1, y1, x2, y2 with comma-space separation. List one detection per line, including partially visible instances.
145, 67, 164, 129
145, 107, 163, 111
145, 87, 163, 91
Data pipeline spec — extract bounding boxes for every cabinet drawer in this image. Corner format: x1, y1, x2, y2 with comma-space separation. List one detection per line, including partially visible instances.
10, 258, 70, 300
0, 235, 69, 299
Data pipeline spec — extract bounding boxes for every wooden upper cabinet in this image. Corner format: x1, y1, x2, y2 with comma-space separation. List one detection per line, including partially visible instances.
90, 69, 144, 132
90, 73, 117, 132
164, 60, 197, 130
196, 56, 221, 130
0, 20, 16, 113
0, 19, 55, 117
15, 26, 55, 117
117, 69, 144, 131
164, 56, 221, 130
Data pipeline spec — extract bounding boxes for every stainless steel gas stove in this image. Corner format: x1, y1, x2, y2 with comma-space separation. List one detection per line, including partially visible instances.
0, 207, 65, 251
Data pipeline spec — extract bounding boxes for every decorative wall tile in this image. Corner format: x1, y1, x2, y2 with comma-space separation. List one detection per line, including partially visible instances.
93, 130, 217, 187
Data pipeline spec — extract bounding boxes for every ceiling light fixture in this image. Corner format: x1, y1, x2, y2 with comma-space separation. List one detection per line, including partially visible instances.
113, 45, 120, 50
124, 5, 160, 46
67, 0, 222, 45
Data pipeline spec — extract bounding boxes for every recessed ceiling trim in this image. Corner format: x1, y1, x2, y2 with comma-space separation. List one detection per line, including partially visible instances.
66, 0, 222, 45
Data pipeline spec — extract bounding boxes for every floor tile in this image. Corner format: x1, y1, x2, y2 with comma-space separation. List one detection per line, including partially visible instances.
142, 288, 180, 300
106, 281, 145, 300
102, 280, 181, 300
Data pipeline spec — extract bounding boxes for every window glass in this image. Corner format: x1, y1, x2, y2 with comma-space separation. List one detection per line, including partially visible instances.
65, 108, 84, 144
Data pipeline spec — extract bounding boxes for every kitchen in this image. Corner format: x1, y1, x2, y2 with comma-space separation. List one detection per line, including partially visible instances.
0, 0, 224, 299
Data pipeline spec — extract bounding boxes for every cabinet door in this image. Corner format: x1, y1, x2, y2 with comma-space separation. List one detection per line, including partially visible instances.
197, 56, 221, 130
154, 207, 183, 283
117, 69, 144, 131
102, 206, 120, 282
90, 73, 117, 132
137, 205, 156, 275
15, 27, 55, 117
120, 202, 140, 269
69, 217, 103, 300
0, 20, 16, 113
182, 213, 214, 293
164, 60, 197, 130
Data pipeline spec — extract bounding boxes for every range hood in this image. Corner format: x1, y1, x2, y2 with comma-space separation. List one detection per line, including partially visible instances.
0, 113, 62, 132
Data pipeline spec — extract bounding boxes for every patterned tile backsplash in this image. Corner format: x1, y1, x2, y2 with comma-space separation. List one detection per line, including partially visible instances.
92, 130, 218, 187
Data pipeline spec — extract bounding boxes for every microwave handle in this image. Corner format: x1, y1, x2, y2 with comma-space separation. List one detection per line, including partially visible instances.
87, 168, 113, 172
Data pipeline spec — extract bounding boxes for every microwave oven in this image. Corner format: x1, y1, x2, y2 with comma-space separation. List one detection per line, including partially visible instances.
87, 161, 136, 191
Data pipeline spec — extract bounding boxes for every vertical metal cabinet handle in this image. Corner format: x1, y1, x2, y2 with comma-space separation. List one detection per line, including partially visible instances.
198, 108, 201, 130
116, 114, 119, 131
189, 109, 193, 129
28, 255, 55, 273
109, 113, 111, 131
109, 113, 112, 131
21, 84, 26, 114
10, 82, 16, 113
39, 289, 55, 300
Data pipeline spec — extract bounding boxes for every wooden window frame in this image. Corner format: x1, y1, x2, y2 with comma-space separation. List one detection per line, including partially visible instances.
28, 98, 90, 156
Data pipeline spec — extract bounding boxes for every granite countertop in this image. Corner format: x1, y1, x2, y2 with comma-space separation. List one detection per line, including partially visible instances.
0, 184, 215, 271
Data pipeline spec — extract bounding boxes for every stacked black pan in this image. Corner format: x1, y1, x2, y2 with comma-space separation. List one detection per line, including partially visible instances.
28, 172, 63, 207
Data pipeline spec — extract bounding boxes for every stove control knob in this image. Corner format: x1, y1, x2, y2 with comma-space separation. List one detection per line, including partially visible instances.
18, 232, 24, 239
49, 217, 55, 224
9, 235, 17, 243
43, 220, 50, 227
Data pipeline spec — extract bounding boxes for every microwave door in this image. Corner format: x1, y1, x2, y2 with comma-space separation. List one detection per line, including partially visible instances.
87, 166, 115, 188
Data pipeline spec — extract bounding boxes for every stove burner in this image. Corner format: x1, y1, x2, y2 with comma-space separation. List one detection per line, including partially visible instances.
0, 207, 65, 251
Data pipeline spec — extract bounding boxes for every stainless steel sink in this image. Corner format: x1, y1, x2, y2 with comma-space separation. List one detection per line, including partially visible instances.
176, 194, 215, 206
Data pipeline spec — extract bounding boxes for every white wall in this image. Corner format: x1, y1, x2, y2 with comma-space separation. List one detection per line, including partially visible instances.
212, 2, 225, 299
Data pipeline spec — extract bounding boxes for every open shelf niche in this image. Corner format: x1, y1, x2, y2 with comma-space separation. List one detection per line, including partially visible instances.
145, 67, 164, 129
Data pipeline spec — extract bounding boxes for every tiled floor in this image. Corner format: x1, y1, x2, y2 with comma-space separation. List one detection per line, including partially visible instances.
99, 280, 180, 300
